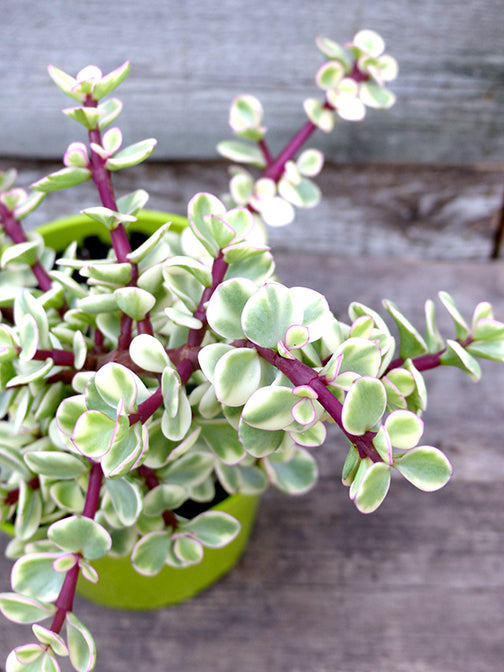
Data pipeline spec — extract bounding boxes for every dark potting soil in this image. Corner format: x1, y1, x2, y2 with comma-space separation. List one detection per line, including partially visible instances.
78, 232, 149, 260
173, 481, 229, 519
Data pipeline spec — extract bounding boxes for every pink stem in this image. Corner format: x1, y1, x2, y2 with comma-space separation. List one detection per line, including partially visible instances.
0, 202, 53, 292
253, 343, 382, 463
31, 349, 75, 366
261, 120, 318, 183
50, 462, 103, 634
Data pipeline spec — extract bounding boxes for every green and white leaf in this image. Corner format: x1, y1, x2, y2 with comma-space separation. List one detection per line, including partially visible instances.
32, 624, 68, 657
48, 516, 112, 560
182, 511, 241, 548
213, 348, 262, 407
11, 553, 65, 602
278, 176, 321, 209
66, 612, 97, 672
354, 462, 391, 513
296, 149, 324, 177
172, 535, 204, 565
143, 484, 186, 517
303, 98, 335, 132
24, 451, 88, 479
341, 376, 387, 436
383, 299, 428, 360
130, 334, 170, 373
242, 283, 302, 348
101, 423, 148, 478
105, 138, 157, 170
384, 409, 424, 450
115, 286, 156, 320
2, 240, 41, 268
359, 82, 396, 109
206, 277, 257, 339
438, 291, 470, 340
161, 392, 192, 441
424, 299, 444, 352
0, 594, 56, 624
440, 339, 481, 380
200, 420, 247, 465
92, 60, 131, 99
238, 420, 285, 458
216, 140, 267, 168
467, 339, 504, 362
242, 385, 297, 431
394, 446, 453, 492
97, 97, 123, 130
472, 317, 504, 342
131, 531, 171, 576
263, 447, 318, 494
160, 451, 214, 489
62, 106, 103, 130
315, 36, 353, 69
106, 478, 143, 526
15, 482, 42, 542
316, 60, 345, 89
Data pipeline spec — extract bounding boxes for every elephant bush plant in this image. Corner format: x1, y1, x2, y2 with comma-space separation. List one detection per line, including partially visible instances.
0, 30, 502, 672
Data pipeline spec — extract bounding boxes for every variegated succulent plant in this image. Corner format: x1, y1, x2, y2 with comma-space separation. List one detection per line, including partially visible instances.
0, 30, 503, 672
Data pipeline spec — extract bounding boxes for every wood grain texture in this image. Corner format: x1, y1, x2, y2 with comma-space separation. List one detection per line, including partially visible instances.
1, 254, 504, 672
0, 0, 503, 163
2, 159, 503, 260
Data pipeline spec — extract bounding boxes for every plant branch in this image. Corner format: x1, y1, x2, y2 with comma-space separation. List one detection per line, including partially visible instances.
50, 462, 103, 635
261, 120, 318, 183
0, 202, 54, 293
385, 337, 474, 375
258, 138, 273, 166
188, 251, 229, 347
118, 313, 134, 351
252, 343, 381, 462
31, 348, 76, 366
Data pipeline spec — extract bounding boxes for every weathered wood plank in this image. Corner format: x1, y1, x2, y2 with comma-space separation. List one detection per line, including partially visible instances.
2, 159, 503, 260
0, 0, 503, 163
1, 254, 503, 671
1, 481, 502, 672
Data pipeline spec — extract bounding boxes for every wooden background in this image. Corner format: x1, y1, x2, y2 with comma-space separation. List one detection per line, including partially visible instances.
1, 2, 504, 671
0, 0, 503, 163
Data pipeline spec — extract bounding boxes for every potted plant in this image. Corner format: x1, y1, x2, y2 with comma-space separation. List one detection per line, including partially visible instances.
1, 30, 503, 672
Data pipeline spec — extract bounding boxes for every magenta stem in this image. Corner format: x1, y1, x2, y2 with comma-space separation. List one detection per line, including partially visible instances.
50, 462, 103, 634
261, 120, 318, 183
253, 343, 381, 462
118, 313, 133, 351
258, 138, 273, 166
0, 202, 53, 292
188, 252, 229, 347
85, 96, 137, 279
32, 349, 75, 366
386, 352, 444, 374
137, 315, 154, 335
129, 386, 163, 425
385, 337, 473, 375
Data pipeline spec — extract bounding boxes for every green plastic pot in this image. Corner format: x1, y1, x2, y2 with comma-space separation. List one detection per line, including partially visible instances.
37, 209, 188, 249
75, 493, 259, 610
1, 211, 260, 610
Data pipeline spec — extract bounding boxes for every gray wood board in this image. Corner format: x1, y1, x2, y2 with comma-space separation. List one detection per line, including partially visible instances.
1, 0, 503, 163
1, 254, 504, 671
3, 158, 504, 260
